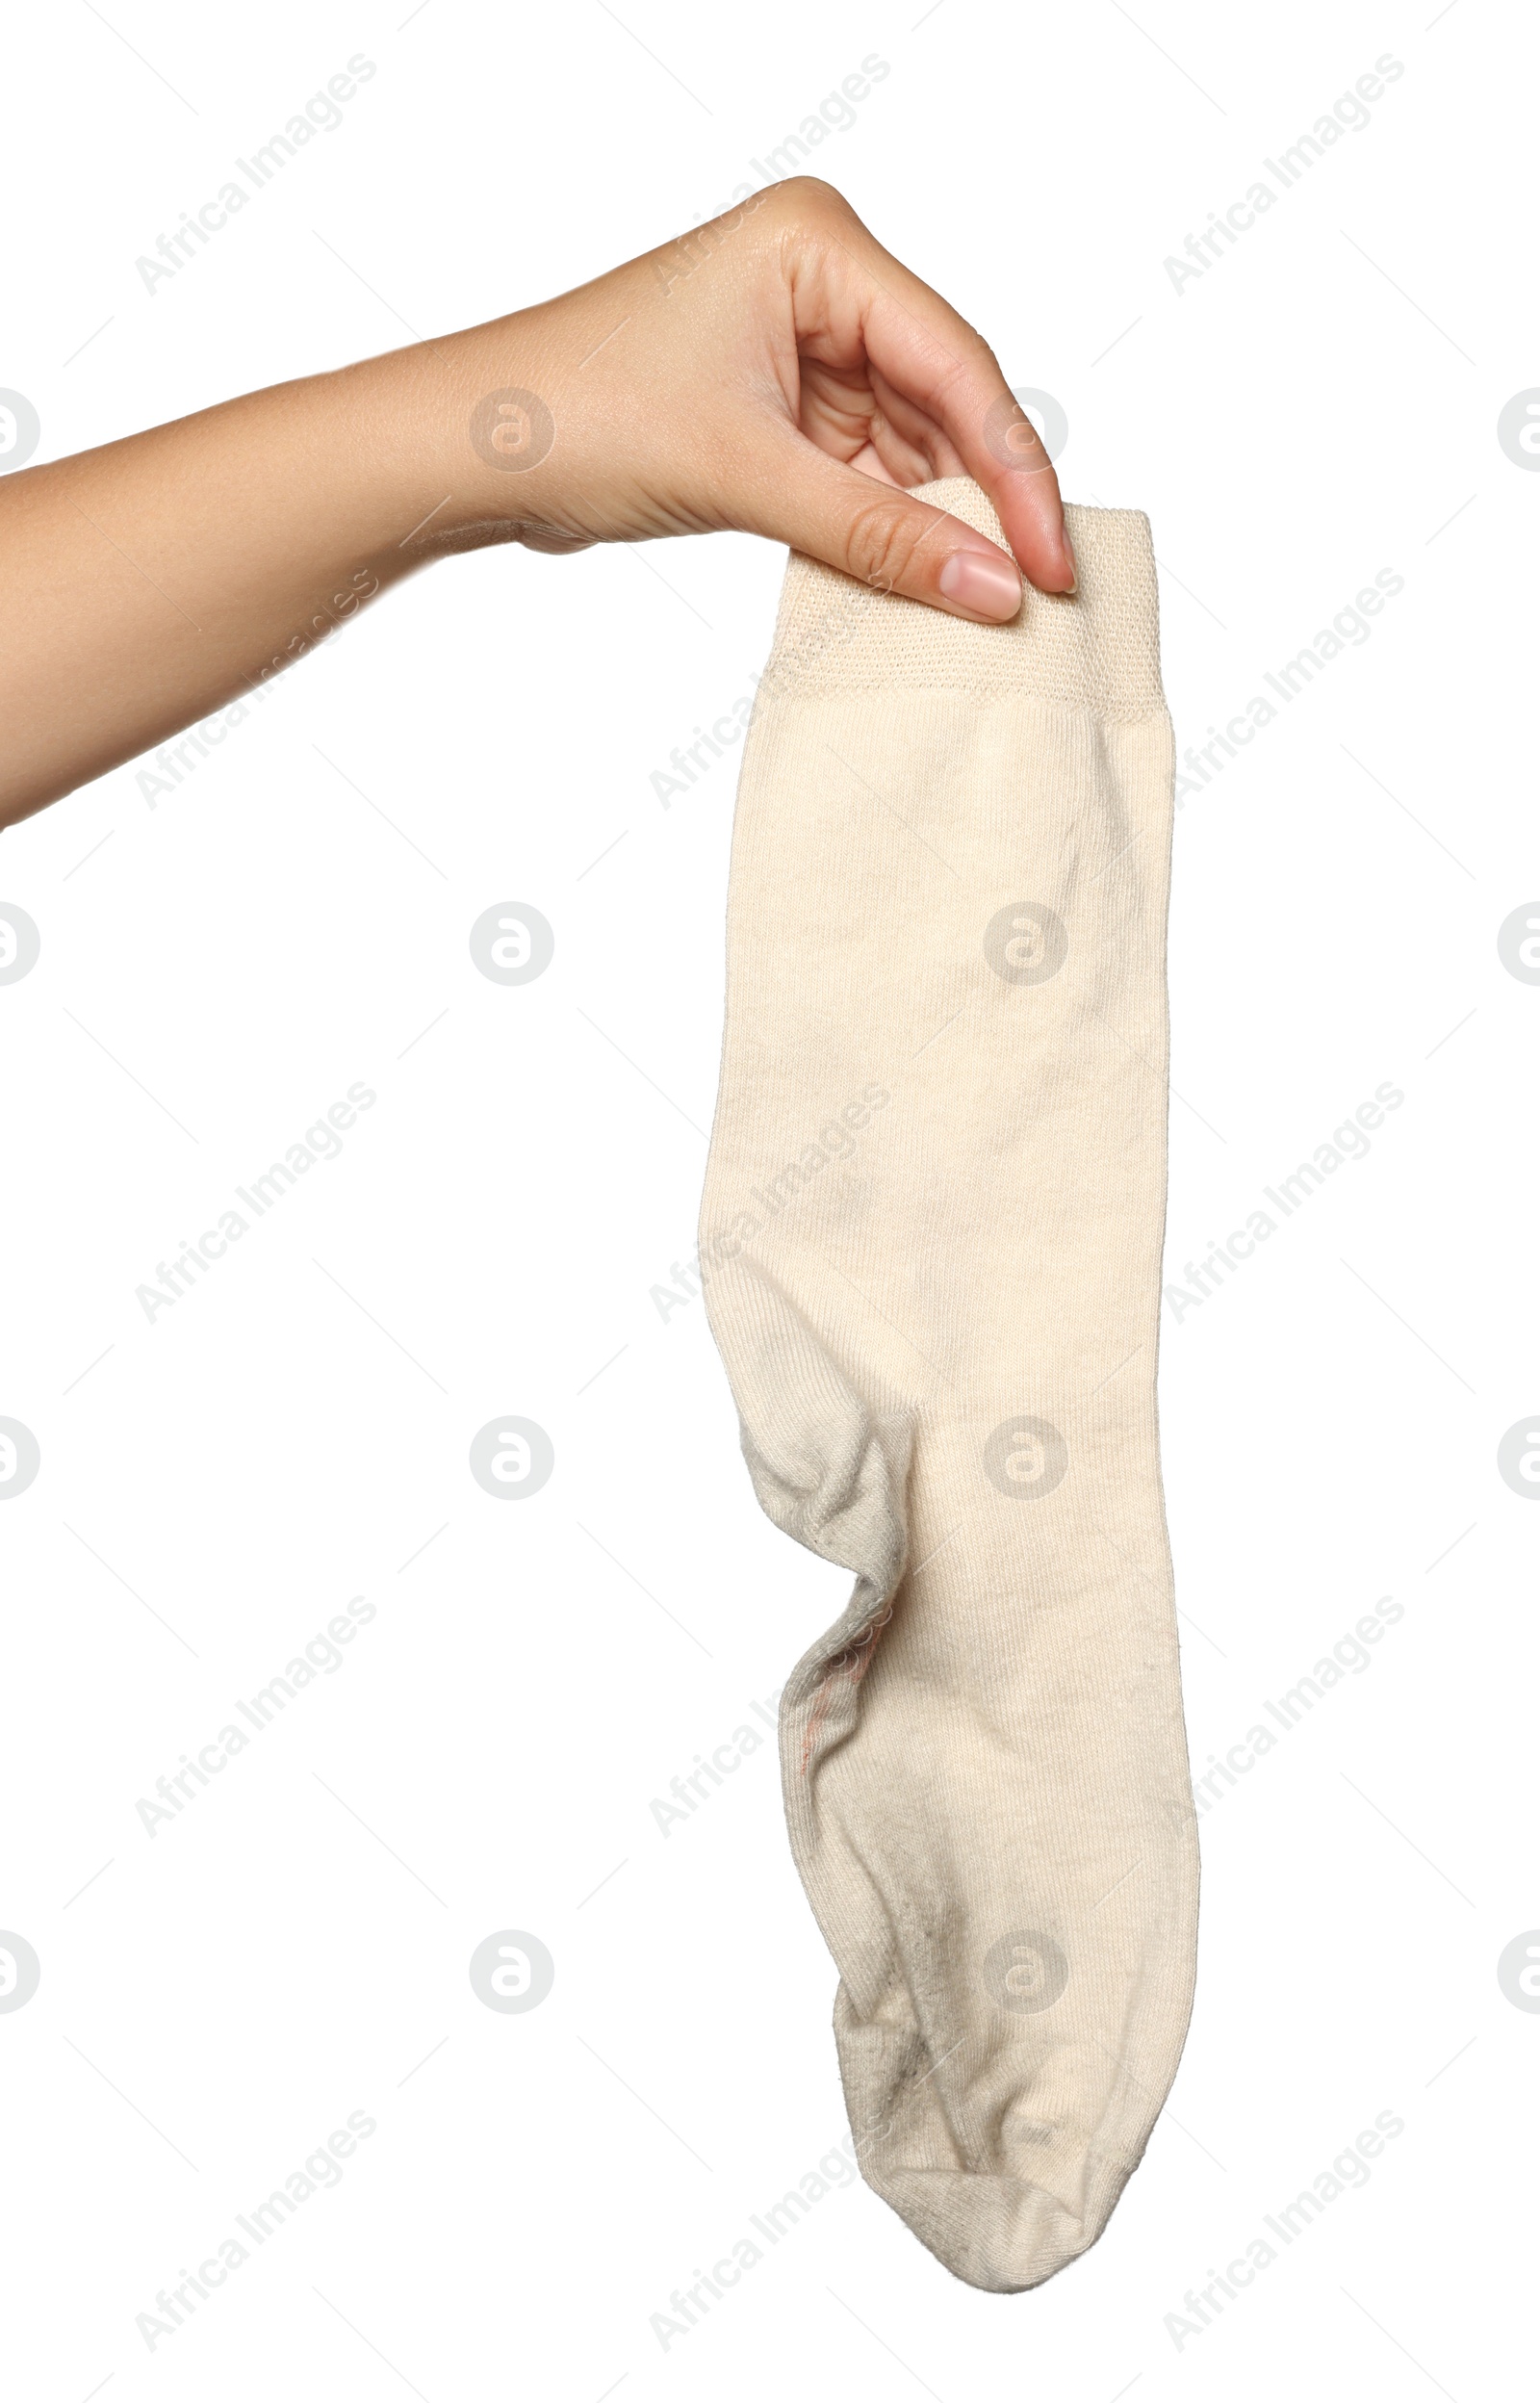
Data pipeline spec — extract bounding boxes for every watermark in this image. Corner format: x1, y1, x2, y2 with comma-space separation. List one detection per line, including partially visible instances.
1497, 1417, 1540, 1499
135, 681, 293, 807
1163, 2109, 1404, 2349
0, 903, 41, 981
468, 1417, 555, 1499
757, 569, 899, 706
649, 2117, 886, 2350
0, 390, 40, 472
649, 1253, 714, 1324
135, 1596, 376, 1837
677, 58, 893, 251
1497, 1931, 1540, 2011
655, 62, 896, 309
469, 1930, 555, 2012
650, 694, 756, 809
650, 1689, 783, 1834
135, 571, 379, 807
983, 1928, 1069, 2014
1193, 1595, 1403, 1821
468, 389, 554, 473
1497, 390, 1540, 470
1164, 56, 1405, 296
1164, 1080, 1404, 1324
136, 694, 275, 809
135, 1081, 378, 1324
0, 1932, 41, 2012
983, 901, 1067, 985
649, 558, 912, 812
654, 1082, 891, 1322
135, 2110, 377, 2349
136, 58, 378, 296
1498, 903, 1540, 982
469, 902, 554, 983
635, 62, 900, 313
654, 189, 773, 299
250, 569, 379, 692
0, 1418, 41, 1499
984, 1417, 1068, 1501
983, 388, 1068, 472
1175, 571, 1406, 809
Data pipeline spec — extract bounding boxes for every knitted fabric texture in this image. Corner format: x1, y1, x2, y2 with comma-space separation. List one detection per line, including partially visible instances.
761, 480, 1163, 715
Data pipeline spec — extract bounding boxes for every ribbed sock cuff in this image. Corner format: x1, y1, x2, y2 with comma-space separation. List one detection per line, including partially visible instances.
758, 479, 1165, 721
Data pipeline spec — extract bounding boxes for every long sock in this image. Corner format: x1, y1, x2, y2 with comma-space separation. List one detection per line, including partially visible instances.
698, 480, 1198, 2293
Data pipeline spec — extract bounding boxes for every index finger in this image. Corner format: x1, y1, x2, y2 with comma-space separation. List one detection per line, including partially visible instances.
818, 211, 1075, 595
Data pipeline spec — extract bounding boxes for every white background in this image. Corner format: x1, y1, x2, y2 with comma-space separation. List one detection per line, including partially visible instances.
1, 1, 1534, 2394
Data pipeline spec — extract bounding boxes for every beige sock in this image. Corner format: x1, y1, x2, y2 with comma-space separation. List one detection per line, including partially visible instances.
699, 480, 1198, 2293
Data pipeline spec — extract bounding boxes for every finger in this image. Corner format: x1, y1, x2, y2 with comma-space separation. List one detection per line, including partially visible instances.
865, 288, 1073, 593
809, 215, 1075, 593
738, 426, 1026, 623
862, 366, 969, 481
854, 411, 941, 491
797, 355, 967, 488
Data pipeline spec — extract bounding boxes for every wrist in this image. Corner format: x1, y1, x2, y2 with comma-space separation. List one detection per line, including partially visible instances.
376, 311, 571, 560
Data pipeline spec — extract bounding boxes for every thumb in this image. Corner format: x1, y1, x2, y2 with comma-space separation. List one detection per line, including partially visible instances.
750, 437, 1025, 624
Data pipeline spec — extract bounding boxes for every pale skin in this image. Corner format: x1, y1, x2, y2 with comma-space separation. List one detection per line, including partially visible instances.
0, 178, 1071, 831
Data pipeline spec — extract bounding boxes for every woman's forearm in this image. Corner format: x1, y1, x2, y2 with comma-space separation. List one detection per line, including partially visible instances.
0, 319, 527, 825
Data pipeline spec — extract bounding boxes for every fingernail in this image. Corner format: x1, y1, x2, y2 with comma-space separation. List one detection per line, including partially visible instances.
1061, 528, 1078, 594
937, 549, 1022, 621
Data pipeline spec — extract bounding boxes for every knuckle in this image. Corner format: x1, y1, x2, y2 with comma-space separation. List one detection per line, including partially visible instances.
761, 173, 851, 223
842, 496, 929, 594
934, 344, 997, 417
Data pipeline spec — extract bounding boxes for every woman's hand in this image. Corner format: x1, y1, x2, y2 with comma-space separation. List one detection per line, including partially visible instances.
443, 177, 1073, 613
0, 177, 1069, 825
